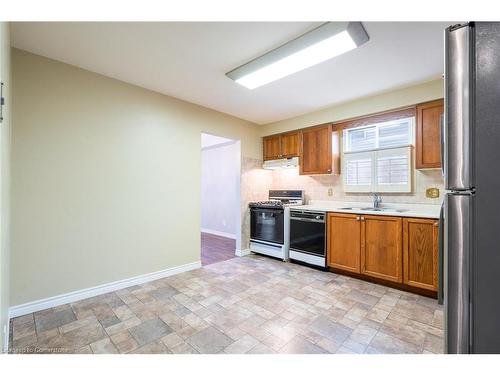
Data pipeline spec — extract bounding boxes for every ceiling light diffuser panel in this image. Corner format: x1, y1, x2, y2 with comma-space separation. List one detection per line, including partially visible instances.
226, 22, 369, 89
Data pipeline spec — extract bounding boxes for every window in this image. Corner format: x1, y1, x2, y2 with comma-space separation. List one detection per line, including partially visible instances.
344, 117, 414, 152
343, 117, 414, 193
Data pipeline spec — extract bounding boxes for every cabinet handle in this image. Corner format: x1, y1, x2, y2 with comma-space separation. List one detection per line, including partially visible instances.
356, 216, 360, 221
434, 222, 439, 227
361, 216, 365, 221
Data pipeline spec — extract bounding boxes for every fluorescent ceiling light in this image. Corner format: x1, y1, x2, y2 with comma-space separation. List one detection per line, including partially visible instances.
235, 31, 356, 89
226, 22, 369, 90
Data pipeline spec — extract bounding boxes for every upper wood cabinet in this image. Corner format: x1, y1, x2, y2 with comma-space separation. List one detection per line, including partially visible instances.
327, 213, 361, 273
416, 99, 444, 169
403, 218, 439, 291
263, 132, 299, 160
262, 124, 340, 175
263, 135, 282, 160
361, 215, 403, 283
280, 132, 300, 158
300, 125, 333, 175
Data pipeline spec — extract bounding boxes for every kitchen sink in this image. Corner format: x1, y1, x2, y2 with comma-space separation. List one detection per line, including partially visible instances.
338, 207, 407, 213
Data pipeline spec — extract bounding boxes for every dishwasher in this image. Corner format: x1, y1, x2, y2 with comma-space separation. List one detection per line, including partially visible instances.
289, 210, 326, 268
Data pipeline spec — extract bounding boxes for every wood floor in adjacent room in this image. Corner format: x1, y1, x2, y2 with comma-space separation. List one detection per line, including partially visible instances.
200, 232, 236, 266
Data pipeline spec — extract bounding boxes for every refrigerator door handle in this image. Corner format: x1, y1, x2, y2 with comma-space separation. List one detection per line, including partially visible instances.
444, 24, 474, 190
445, 193, 473, 354
440, 112, 445, 177
438, 201, 444, 305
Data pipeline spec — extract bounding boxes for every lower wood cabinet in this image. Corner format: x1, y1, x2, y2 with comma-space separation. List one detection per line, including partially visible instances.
327, 213, 361, 273
327, 213, 437, 294
361, 215, 403, 283
403, 218, 439, 291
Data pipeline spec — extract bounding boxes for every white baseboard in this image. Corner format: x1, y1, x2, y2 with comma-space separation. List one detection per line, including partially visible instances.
201, 228, 236, 239
2, 323, 8, 354
9, 261, 201, 319
235, 248, 251, 257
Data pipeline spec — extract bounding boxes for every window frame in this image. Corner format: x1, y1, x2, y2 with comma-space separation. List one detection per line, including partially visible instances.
335, 107, 416, 193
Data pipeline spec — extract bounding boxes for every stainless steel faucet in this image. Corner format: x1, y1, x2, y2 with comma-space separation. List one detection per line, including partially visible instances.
372, 193, 382, 209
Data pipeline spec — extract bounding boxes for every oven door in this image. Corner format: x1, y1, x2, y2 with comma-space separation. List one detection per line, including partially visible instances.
250, 207, 284, 245
290, 214, 326, 257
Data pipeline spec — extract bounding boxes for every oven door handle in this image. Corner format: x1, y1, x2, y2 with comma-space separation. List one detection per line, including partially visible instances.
250, 207, 282, 212
291, 217, 324, 223
253, 210, 278, 217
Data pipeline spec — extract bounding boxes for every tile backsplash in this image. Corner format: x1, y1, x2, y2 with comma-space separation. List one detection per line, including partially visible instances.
271, 167, 444, 205
239, 157, 443, 250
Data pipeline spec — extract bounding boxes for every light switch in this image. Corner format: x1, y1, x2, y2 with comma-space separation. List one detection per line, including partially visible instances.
327, 188, 333, 197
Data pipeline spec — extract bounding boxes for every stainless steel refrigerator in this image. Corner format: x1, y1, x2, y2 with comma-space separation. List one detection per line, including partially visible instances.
444, 22, 500, 354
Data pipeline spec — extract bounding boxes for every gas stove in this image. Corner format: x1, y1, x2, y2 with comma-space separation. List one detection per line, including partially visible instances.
248, 190, 304, 209
248, 201, 284, 208
248, 200, 302, 208
248, 190, 304, 261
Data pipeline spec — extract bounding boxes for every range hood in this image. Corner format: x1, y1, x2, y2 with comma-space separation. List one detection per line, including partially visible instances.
263, 157, 299, 170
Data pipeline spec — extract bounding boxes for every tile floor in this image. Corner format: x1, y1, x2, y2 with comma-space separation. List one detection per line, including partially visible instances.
9, 255, 444, 354
201, 232, 236, 266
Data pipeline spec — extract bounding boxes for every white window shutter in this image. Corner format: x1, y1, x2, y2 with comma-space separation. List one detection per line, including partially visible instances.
343, 151, 374, 192
374, 146, 412, 192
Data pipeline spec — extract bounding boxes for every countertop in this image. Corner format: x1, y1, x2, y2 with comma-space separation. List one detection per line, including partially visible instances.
291, 200, 441, 219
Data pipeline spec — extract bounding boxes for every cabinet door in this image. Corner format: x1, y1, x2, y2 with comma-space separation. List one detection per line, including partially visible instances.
403, 218, 439, 291
331, 129, 341, 175
361, 215, 403, 283
416, 99, 444, 169
280, 132, 299, 158
300, 125, 332, 175
263, 135, 281, 160
327, 213, 361, 273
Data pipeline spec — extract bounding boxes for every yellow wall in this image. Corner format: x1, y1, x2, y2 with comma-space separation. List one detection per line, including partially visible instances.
0, 22, 12, 351
10, 49, 261, 306
261, 79, 443, 135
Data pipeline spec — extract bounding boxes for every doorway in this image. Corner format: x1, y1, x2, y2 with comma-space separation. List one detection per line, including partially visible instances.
200, 133, 241, 266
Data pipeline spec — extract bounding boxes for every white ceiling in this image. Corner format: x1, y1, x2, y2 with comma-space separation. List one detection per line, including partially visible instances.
11, 22, 450, 124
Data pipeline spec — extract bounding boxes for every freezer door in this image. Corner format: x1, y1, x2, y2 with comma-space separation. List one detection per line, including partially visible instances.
444, 24, 475, 190
445, 193, 473, 354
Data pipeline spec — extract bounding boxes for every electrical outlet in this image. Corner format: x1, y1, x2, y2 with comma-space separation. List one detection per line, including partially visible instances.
426, 187, 440, 198
327, 188, 333, 197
